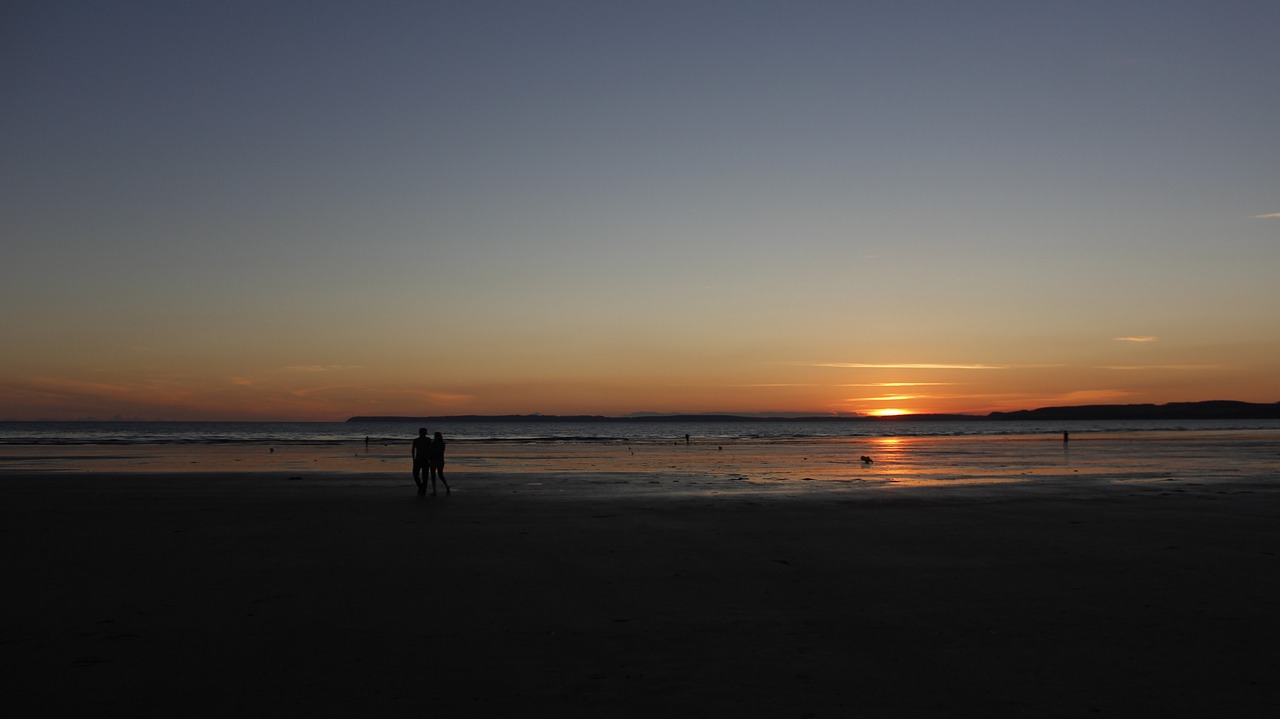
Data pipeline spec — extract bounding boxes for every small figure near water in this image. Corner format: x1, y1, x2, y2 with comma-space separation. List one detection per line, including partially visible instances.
428, 431, 450, 496
1063, 431, 1070, 444
861, 455, 873, 464
411, 428, 431, 496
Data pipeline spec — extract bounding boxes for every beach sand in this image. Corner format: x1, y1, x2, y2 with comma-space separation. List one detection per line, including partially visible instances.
3, 438, 1279, 716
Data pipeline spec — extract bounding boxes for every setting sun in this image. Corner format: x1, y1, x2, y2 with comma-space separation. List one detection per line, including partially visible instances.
866, 409, 913, 417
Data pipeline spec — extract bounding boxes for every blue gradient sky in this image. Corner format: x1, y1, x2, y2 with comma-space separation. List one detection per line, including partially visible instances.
3, 1, 1278, 420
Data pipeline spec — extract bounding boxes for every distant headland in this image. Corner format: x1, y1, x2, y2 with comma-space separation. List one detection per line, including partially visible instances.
348, 400, 1280, 423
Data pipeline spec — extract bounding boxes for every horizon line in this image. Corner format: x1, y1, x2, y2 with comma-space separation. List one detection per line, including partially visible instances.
6, 398, 1278, 423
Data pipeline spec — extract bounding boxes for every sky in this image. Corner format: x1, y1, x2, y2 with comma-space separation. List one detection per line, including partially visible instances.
3, 0, 1279, 421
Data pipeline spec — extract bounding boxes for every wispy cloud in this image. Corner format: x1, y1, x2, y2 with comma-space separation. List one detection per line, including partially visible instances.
838, 382, 959, 387
1113, 336, 1158, 342
288, 385, 357, 397
285, 365, 363, 372
1099, 364, 1228, 371
12, 375, 143, 399
811, 363, 1006, 370
1253, 212, 1280, 218
425, 392, 475, 406
848, 395, 918, 402
1048, 389, 1136, 404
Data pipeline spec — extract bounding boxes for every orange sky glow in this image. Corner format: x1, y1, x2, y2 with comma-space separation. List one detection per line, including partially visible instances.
3, 3, 1278, 421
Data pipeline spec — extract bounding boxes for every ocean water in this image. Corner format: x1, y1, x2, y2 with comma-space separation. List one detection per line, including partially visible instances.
2, 419, 1278, 487
3, 418, 1280, 446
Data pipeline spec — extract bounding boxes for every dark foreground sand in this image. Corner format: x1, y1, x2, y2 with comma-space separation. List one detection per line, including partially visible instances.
3, 470, 1279, 717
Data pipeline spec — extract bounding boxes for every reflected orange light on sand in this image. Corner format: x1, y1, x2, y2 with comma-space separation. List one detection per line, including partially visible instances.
865, 435, 910, 463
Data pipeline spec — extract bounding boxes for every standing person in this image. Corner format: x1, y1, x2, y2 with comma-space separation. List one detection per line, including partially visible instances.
428, 431, 450, 496
411, 428, 431, 496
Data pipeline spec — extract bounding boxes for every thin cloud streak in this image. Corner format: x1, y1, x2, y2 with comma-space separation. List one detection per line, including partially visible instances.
839, 382, 959, 387
288, 385, 357, 398
426, 392, 476, 406
1253, 212, 1280, 218
1047, 389, 1137, 404
1099, 365, 1229, 371
811, 363, 1007, 370
1113, 336, 1158, 342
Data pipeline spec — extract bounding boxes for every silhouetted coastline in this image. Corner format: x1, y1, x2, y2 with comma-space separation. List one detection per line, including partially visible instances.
985, 400, 1280, 421
348, 400, 1280, 424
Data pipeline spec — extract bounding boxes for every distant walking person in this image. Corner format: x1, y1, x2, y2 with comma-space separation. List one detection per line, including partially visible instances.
429, 431, 450, 495
412, 428, 431, 496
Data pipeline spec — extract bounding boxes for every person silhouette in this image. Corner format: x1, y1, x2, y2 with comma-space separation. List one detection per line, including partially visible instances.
428, 431, 450, 496
411, 428, 431, 496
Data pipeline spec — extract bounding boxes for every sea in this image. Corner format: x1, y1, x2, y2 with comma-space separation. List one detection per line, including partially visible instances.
3, 418, 1279, 487
3, 417, 1280, 446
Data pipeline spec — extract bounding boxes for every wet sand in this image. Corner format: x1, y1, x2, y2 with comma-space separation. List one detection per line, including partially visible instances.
3, 438, 1279, 716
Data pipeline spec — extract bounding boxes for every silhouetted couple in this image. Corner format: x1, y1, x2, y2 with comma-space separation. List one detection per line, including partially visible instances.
412, 428, 450, 496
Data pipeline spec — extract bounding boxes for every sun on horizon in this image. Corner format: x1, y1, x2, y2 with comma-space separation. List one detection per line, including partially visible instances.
865, 408, 913, 417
